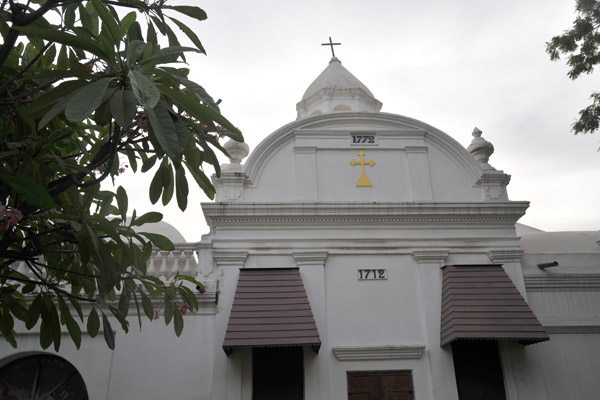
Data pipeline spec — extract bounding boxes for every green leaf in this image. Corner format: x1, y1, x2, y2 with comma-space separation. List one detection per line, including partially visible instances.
5, 175, 57, 208
175, 165, 188, 211
68, 297, 84, 322
178, 285, 199, 310
102, 312, 115, 350
28, 80, 86, 119
167, 16, 206, 54
141, 154, 158, 172
40, 318, 53, 349
132, 211, 163, 226
184, 160, 215, 199
91, 0, 121, 43
90, 214, 119, 241
120, 12, 137, 38
175, 275, 205, 289
161, 162, 174, 206
159, 84, 242, 141
149, 165, 163, 204
126, 39, 145, 66
87, 308, 100, 337
64, 5, 76, 29
147, 102, 185, 157
93, 90, 115, 126
117, 288, 130, 318
110, 89, 137, 129
164, 299, 174, 325
175, 75, 220, 112
45, 296, 61, 352
65, 77, 113, 122
139, 232, 174, 250
57, 44, 68, 69
140, 46, 199, 66
173, 304, 183, 337
14, 25, 107, 59
128, 69, 160, 108
58, 297, 82, 350
26, 294, 43, 329
38, 96, 69, 129
139, 290, 154, 321
22, 283, 36, 294
163, 5, 208, 22
149, 14, 167, 36
0, 309, 14, 338
116, 186, 128, 221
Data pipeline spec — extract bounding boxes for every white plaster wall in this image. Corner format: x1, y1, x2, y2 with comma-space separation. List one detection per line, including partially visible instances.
108, 314, 215, 400
4, 311, 216, 400
325, 255, 424, 346
1, 334, 113, 400
527, 334, 600, 400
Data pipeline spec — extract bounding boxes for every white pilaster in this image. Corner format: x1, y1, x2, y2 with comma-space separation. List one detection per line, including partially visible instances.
412, 250, 458, 400
293, 251, 330, 400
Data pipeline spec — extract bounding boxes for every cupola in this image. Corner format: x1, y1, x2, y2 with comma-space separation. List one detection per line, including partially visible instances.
296, 57, 382, 120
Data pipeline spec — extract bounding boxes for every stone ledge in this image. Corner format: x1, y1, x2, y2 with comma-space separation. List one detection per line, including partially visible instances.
332, 345, 426, 361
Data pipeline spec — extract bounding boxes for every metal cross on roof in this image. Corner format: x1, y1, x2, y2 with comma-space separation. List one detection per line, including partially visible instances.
321, 36, 341, 57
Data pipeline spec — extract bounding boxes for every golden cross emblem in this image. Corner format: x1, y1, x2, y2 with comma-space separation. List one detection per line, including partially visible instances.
350, 151, 375, 187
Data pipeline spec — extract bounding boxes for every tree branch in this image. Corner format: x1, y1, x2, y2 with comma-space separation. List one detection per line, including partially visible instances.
30, 259, 100, 279
0, 0, 60, 69
0, 42, 52, 93
26, 260, 96, 303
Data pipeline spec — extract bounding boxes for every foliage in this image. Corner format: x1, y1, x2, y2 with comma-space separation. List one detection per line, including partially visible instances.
0, 0, 242, 350
547, 0, 600, 134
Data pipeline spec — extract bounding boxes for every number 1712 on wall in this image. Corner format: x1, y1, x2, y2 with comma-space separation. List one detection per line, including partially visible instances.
357, 269, 387, 280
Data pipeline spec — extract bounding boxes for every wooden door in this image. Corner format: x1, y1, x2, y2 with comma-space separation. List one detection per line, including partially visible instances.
347, 370, 414, 400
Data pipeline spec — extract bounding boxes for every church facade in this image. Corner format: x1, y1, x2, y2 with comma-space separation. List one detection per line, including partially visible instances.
2, 56, 600, 400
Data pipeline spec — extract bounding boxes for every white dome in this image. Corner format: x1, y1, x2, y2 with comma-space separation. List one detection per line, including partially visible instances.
301, 57, 375, 99
131, 220, 187, 243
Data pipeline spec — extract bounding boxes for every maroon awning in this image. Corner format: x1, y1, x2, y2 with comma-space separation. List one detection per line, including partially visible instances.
441, 265, 549, 347
223, 268, 321, 355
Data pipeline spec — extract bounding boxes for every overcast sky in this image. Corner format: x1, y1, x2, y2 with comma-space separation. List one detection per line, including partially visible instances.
115, 0, 600, 242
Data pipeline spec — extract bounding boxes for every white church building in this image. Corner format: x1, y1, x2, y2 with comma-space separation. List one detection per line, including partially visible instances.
2, 55, 600, 400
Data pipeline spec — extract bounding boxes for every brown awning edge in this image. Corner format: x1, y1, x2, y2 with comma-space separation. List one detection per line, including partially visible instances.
441, 265, 549, 347
223, 268, 321, 356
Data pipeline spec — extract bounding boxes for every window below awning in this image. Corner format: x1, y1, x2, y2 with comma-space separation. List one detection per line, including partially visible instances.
441, 265, 549, 347
223, 268, 321, 356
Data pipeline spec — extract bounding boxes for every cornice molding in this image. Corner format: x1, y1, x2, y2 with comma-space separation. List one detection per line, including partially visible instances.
524, 273, 600, 291
332, 345, 426, 361
412, 250, 449, 265
203, 202, 529, 228
488, 250, 524, 263
212, 251, 248, 267
540, 319, 600, 334
292, 251, 329, 267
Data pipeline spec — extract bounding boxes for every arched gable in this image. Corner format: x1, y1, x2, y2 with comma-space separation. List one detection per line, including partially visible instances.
237, 112, 491, 203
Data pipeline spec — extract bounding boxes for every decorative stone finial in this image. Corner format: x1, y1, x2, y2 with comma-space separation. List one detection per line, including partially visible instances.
222, 140, 249, 172
467, 127, 495, 167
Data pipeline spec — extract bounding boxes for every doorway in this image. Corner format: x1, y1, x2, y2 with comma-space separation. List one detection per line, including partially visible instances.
252, 347, 304, 400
